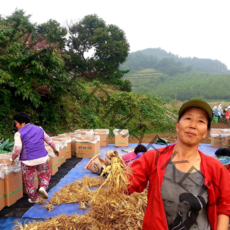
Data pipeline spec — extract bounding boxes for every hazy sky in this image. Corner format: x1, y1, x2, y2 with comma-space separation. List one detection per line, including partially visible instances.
1, 0, 230, 69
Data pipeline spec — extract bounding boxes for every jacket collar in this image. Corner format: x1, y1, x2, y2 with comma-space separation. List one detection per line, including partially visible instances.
157, 144, 212, 187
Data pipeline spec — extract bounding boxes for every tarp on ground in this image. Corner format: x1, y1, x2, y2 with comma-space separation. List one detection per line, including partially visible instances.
22, 143, 218, 220
0, 217, 43, 230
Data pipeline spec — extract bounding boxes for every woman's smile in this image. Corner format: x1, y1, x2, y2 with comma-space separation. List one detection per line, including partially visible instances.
185, 132, 196, 136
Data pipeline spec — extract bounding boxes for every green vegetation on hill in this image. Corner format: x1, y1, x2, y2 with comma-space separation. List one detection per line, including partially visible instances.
72, 80, 176, 136
124, 68, 165, 92
120, 51, 189, 76
131, 71, 230, 101
0, 79, 176, 140
120, 48, 230, 75
122, 48, 230, 102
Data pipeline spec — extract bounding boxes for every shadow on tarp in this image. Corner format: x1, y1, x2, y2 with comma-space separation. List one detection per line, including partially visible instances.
21, 143, 218, 222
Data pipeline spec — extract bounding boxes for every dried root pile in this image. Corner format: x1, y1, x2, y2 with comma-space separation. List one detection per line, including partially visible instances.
38, 176, 104, 211
14, 214, 100, 230
46, 176, 103, 208
93, 151, 131, 198
14, 151, 147, 230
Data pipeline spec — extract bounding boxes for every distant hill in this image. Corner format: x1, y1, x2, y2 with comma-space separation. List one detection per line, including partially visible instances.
130, 71, 230, 101
120, 48, 230, 75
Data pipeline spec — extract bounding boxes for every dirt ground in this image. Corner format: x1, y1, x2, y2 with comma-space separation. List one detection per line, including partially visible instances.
109, 119, 230, 145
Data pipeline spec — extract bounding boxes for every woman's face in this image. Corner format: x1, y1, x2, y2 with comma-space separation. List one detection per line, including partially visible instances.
178, 200, 191, 213
14, 121, 25, 130
176, 107, 209, 147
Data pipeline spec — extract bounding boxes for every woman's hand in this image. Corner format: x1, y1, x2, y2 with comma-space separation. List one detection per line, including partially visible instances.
104, 150, 122, 166
54, 149, 59, 157
9, 158, 14, 164
104, 150, 114, 166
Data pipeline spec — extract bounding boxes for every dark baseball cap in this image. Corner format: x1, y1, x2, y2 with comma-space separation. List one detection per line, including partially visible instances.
178, 100, 213, 122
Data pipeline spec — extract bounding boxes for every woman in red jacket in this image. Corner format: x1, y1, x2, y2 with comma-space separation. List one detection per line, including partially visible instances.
105, 100, 230, 230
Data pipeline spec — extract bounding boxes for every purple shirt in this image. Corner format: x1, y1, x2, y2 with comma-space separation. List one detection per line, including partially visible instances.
136, 152, 144, 158
19, 124, 48, 161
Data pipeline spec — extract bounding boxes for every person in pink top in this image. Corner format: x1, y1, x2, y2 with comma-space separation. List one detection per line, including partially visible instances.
122, 144, 147, 166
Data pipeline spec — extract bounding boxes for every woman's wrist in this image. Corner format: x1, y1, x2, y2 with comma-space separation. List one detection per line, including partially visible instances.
216, 214, 229, 230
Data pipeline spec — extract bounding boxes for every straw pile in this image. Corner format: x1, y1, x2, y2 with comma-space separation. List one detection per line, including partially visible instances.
45, 176, 104, 208
14, 151, 147, 230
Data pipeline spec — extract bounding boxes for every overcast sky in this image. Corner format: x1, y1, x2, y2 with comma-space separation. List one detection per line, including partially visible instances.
1, 0, 230, 69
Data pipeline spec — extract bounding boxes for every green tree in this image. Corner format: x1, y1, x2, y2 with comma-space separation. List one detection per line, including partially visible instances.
37, 19, 67, 49
2, 8, 36, 33
0, 20, 70, 114
67, 14, 130, 81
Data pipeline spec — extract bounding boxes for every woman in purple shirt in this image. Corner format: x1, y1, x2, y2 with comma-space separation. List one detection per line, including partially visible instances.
10, 112, 59, 203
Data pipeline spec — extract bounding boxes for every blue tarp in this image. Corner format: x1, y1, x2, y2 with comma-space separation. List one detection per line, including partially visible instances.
0, 143, 219, 229
0, 217, 43, 230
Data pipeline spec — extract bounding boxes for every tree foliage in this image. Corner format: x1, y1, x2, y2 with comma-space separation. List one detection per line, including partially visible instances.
37, 19, 67, 49
67, 14, 130, 81
0, 9, 132, 139
0, 19, 70, 125
2, 8, 36, 33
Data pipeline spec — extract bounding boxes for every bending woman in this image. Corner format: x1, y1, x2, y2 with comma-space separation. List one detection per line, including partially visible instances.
10, 112, 59, 203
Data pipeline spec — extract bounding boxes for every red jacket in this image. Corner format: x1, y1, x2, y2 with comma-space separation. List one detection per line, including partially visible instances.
128, 144, 230, 230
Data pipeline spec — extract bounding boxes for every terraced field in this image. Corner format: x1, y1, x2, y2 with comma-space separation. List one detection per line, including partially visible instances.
124, 68, 165, 93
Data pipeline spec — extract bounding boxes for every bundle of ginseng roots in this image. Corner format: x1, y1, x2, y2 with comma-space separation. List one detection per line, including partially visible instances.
14, 151, 147, 230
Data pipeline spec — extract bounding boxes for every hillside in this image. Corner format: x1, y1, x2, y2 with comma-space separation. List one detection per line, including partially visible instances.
129, 71, 230, 101
120, 48, 230, 74
124, 68, 165, 92
0, 79, 177, 141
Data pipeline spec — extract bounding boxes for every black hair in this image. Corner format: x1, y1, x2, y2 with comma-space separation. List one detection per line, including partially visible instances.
13, 112, 30, 124
178, 106, 211, 130
134, 144, 147, 154
215, 148, 230, 157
